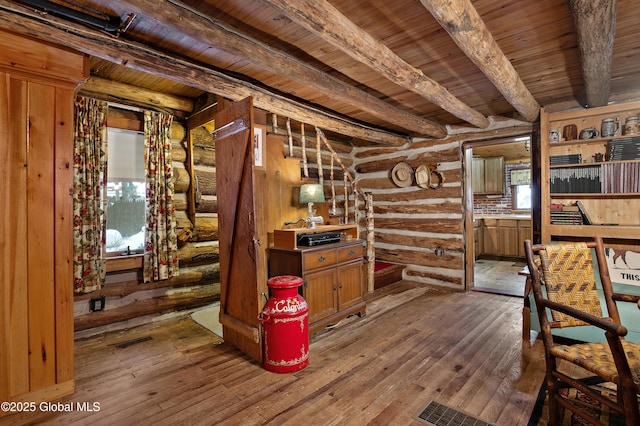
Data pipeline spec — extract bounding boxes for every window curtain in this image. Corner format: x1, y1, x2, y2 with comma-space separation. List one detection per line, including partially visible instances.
143, 111, 179, 282
73, 97, 108, 293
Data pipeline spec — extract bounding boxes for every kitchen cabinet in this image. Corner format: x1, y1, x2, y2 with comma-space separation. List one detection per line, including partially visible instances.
540, 100, 640, 245
474, 220, 482, 258
269, 236, 366, 336
472, 156, 504, 194
518, 221, 532, 257
479, 218, 531, 258
1, 30, 88, 406
498, 220, 519, 257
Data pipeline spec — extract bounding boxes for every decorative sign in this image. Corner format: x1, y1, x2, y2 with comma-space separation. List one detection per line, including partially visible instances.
253, 126, 264, 169
605, 248, 640, 287
510, 168, 530, 185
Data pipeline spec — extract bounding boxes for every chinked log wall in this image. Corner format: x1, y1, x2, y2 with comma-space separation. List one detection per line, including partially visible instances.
74, 120, 220, 333
74, 112, 357, 333
353, 118, 532, 290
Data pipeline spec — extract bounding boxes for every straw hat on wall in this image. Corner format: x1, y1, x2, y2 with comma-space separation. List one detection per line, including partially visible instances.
391, 162, 413, 187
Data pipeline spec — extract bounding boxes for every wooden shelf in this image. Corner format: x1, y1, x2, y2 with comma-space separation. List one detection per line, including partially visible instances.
547, 224, 640, 240
273, 224, 358, 249
549, 138, 611, 147
540, 100, 640, 246
550, 159, 640, 168
551, 193, 639, 198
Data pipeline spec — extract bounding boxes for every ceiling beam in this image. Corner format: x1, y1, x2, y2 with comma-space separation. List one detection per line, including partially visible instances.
262, 0, 490, 129
115, 0, 445, 139
569, 0, 616, 107
0, 0, 408, 146
419, 0, 540, 122
80, 76, 194, 112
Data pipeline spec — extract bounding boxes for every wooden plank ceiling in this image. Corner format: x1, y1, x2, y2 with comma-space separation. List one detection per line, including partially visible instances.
2, 0, 639, 145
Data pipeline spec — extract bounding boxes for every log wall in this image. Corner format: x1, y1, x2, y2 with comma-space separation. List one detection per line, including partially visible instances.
75, 110, 357, 333
74, 120, 220, 332
353, 118, 532, 291
74, 100, 529, 330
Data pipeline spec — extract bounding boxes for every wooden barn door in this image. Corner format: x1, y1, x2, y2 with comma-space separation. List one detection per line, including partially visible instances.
214, 97, 265, 362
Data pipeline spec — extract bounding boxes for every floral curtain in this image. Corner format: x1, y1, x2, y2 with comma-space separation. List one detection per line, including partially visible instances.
143, 111, 179, 282
73, 97, 108, 293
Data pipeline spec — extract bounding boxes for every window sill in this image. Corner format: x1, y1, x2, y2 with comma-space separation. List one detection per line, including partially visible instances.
106, 254, 143, 272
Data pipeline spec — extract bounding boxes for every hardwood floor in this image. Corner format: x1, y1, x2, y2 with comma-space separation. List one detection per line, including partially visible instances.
473, 259, 527, 297
3, 281, 546, 426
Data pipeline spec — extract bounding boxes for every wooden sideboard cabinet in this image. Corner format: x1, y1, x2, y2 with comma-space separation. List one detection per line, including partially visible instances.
269, 239, 366, 336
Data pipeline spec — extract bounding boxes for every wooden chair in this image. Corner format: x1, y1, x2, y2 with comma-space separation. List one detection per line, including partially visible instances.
524, 237, 640, 425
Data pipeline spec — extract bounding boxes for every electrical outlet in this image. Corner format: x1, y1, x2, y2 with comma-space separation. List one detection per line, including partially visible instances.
90, 296, 106, 312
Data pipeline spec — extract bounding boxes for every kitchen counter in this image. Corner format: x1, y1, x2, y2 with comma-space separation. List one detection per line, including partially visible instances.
475, 214, 531, 220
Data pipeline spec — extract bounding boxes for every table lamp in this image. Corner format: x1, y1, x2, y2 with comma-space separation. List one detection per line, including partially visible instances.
299, 184, 325, 229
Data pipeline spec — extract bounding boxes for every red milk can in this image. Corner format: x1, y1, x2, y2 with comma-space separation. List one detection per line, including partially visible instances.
258, 275, 309, 373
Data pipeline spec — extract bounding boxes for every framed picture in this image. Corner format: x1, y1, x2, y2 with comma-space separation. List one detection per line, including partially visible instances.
253, 126, 265, 170
606, 248, 640, 287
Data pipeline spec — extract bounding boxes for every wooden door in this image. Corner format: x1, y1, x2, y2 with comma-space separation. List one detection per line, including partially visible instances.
214, 97, 264, 362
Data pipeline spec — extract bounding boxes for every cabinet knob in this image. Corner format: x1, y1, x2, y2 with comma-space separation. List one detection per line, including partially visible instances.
318, 256, 325, 262
348, 250, 355, 256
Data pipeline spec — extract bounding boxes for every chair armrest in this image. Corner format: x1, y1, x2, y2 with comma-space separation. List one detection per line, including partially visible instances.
613, 293, 640, 304
539, 299, 628, 336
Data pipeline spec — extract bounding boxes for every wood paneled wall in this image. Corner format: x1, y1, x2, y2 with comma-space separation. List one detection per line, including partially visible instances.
1, 28, 87, 407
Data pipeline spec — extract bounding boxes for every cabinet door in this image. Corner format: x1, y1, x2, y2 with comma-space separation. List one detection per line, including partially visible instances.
499, 226, 519, 256
336, 262, 364, 310
304, 269, 338, 324
472, 157, 485, 193
518, 222, 531, 257
474, 223, 482, 258
482, 223, 499, 255
484, 157, 504, 194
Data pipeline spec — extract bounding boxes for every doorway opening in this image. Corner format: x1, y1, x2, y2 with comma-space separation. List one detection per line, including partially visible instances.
463, 135, 532, 297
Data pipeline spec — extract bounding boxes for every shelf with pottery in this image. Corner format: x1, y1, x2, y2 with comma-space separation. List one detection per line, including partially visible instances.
540, 99, 640, 244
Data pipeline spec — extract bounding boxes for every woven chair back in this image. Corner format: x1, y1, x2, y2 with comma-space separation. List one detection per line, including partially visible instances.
539, 242, 603, 328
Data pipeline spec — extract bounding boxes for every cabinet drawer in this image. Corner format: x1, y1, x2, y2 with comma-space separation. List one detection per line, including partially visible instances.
337, 244, 364, 263
498, 219, 517, 227
303, 248, 337, 270
483, 219, 498, 227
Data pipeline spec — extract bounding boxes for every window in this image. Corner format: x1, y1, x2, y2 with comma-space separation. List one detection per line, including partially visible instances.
105, 128, 146, 253
513, 184, 532, 210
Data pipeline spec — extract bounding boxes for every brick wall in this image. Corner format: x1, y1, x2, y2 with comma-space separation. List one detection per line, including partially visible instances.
473, 162, 530, 215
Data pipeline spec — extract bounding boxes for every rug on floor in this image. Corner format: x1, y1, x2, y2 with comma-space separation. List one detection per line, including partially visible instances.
528, 381, 626, 426
191, 304, 223, 338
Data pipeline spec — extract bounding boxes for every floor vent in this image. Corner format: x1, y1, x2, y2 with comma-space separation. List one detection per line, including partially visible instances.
415, 400, 494, 426
115, 336, 153, 349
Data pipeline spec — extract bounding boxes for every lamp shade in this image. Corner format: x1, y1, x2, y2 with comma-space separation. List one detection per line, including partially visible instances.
299, 184, 325, 204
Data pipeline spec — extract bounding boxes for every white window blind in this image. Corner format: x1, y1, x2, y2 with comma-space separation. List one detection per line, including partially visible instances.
107, 128, 145, 181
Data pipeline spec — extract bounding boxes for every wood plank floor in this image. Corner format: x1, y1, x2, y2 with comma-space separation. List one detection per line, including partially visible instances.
3, 281, 546, 426
474, 259, 527, 297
